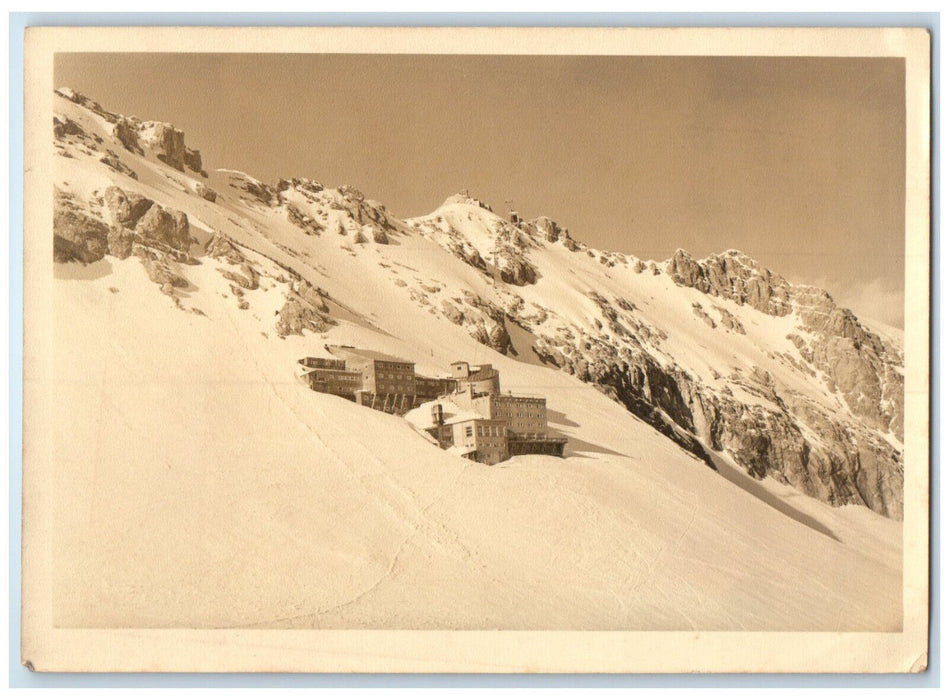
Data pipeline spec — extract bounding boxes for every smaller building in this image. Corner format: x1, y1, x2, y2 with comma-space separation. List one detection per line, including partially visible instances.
301, 366, 363, 398
425, 403, 510, 466
450, 361, 501, 397
298, 357, 346, 371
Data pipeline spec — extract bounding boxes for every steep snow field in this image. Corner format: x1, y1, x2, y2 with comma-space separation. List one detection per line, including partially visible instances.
52, 257, 900, 630
48, 90, 902, 630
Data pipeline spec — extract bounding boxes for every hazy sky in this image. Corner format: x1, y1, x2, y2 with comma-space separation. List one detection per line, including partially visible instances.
56, 53, 906, 326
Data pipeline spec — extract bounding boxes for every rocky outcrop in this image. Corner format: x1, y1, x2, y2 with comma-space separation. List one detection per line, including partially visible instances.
106, 227, 134, 259
715, 306, 745, 333
692, 302, 716, 328
204, 233, 245, 264
276, 178, 325, 197
220, 263, 259, 291
104, 187, 153, 227
666, 249, 792, 317
533, 314, 903, 518
275, 284, 334, 337
134, 203, 193, 253
140, 251, 190, 296
99, 150, 138, 180
53, 116, 86, 140
138, 122, 186, 171
53, 190, 109, 263
439, 292, 515, 356
491, 224, 537, 285
446, 239, 486, 270
195, 182, 217, 202
183, 148, 203, 175
112, 118, 143, 155
285, 203, 323, 236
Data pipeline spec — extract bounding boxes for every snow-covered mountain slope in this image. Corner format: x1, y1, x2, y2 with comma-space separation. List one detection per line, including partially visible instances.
48, 89, 903, 630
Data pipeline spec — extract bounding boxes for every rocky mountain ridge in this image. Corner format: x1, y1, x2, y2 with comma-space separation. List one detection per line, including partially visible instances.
50, 87, 904, 519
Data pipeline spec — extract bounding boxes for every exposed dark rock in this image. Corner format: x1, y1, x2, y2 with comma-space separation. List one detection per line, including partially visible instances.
220, 263, 259, 291
99, 151, 138, 179
491, 224, 537, 285
184, 147, 203, 174
285, 203, 323, 235
107, 227, 134, 259
134, 203, 193, 252
195, 182, 217, 202
275, 297, 333, 337
204, 233, 245, 264
139, 251, 189, 294
715, 306, 745, 333
53, 190, 109, 263
113, 118, 143, 155
53, 116, 85, 140
666, 249, 792, 316
103, 186, 153, 228
140, 122, 187, 171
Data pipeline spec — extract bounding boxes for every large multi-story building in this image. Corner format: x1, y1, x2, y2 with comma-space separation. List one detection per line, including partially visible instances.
298, 347, 456, 414
464, 393, 548, 437
331, 347, 417, 396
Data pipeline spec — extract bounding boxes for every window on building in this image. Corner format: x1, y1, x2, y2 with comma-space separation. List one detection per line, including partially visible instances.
465, 426, 473, 438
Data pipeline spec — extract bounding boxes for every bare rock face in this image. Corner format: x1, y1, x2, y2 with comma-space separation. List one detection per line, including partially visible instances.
240, 177, 277, 205
134, 203, 193, 252
441, 300, 465, 325
531, 286, 904, 519
53, 116, 86, 140
139, 250, 189, 295
275, 297, 333, 337
691, 302, 716, 328
99, 151, 138, 180
791, 291, 904, 440
292, 279, 329, 313
195, 182, 217, 202
104, 186, 153, 228
666, 249, 792, 317
285, 203, 322, 235
183, 147, 203, 175
204, 233, 245, 264
220, 263, 259, 291
446, 239, 486, 270
107, 227, 135, 259
139, 122, 187, 171
53, 190, 109, 263
113, 118, 144, 155
492, 225, 537, 286
528, 216, 565, 243
715, 306, 745, 333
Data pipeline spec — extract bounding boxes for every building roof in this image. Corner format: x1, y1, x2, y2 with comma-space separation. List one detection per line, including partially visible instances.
327, 345, 413, 364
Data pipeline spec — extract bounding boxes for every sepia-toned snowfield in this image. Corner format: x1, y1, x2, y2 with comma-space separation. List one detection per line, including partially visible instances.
47, 89, 902, 631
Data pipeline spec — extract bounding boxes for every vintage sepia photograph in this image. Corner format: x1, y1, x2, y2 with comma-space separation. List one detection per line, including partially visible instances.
21, 26, 931, 673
